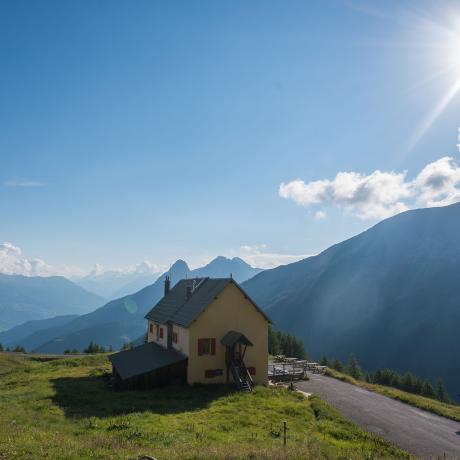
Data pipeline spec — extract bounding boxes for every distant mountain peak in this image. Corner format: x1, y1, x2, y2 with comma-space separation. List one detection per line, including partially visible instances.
231, 256, 252, 266
205, 255, 256, 269
170, 259, 190, 271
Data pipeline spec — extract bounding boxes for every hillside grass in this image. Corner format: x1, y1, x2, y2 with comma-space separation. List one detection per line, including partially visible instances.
326, 368, 460, 423
0, 353, 411, 460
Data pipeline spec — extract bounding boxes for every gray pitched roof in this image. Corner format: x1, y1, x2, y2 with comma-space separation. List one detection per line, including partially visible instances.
109, 341, 186, 380
145, 277, 270, 327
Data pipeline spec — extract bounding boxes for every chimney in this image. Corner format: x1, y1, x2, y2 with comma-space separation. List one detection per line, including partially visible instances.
164, 275, 170, 296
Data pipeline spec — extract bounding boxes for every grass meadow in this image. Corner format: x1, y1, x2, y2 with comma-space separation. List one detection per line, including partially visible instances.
0, 353, 411, 459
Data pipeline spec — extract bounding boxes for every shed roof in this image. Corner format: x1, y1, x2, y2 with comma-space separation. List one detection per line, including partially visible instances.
221, 330, 253, 347
145, 277, 270, 327
108, 341, 186, 380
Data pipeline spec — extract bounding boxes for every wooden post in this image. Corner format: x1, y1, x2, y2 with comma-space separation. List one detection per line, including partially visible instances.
283, 421, 287, 446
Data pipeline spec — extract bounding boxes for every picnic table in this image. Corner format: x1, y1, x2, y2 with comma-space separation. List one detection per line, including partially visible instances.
313, 365, 328, 374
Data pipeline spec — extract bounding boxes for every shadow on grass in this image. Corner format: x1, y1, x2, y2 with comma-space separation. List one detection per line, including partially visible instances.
51, 373, 234, 419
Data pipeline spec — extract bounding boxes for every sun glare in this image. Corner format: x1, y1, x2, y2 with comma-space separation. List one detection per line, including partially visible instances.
447, 32, 460, 75
405, 9, 460, 151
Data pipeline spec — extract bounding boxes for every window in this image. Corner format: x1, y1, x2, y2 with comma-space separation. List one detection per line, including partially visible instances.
156, 324, 160, 340
173, 332, 178, 344
205, 369, 223, 378
197, 338, 216, 356
149, 323, 153, 334
159, 327, 164, 339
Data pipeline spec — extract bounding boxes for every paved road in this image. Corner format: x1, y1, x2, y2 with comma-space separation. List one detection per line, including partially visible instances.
298, 374, 460, 459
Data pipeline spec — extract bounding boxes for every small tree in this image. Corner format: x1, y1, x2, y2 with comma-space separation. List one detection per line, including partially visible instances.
291, 336, 307, 360
347, 353, 363, 380
64, 349, 71, 354
402, 372, 415, 393
421, 381, 436, 399
121, 342, 133, 351
389, 371, 402, 390
331, 358, 343, 372
412, 376, 423, 395
268, 325, 281, 355
0, 343, 3, 352
13, 345, 25, 353
83, 341, 105, 354
319, 356, 329, 366
436, 380, 451, 403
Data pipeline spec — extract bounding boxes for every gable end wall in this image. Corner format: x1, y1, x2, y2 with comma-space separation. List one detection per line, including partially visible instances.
187, 282, 268, 385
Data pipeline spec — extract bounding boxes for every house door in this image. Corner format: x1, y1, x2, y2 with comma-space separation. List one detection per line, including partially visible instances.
233, 343, 243, 364
167, 324, 173, 348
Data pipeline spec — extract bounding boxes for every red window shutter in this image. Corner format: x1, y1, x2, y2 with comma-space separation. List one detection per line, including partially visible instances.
248, 367, 256, 376
149, 324, 153, 333
198, 339, 203, 356
159, 327, 163, 339
205, 369, 214, 378
211, 338, 216, 355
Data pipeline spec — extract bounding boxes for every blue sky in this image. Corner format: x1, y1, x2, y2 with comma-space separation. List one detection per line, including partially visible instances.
1, 0, 460, 276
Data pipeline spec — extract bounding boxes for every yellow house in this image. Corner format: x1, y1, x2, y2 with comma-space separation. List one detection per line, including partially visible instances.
109, 277, 270, 390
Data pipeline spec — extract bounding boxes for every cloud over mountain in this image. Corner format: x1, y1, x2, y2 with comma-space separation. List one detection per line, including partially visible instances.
0, 242, 56, 277
237, 244, 309, 268
279, 156, 460, 219
0, 242, 163, 282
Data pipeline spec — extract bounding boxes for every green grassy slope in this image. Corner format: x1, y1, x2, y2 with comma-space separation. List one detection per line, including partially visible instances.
326, 368, 460, 423
0, 353, 410, 460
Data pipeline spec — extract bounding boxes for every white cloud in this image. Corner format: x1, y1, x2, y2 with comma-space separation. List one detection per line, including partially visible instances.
414, 156, 460, 207
3, 178, 46, 187
279, 156, 460, 220
85, 260, 164, 279
237, 244, 310, 269
315, 210, 327, 220
0, 242, 72, 277
0, 242, 164, 279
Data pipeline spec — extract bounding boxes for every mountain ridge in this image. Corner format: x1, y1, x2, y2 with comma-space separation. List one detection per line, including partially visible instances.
243, 202, 460, 398
0, 274, 104, 331
3, 256, 261, 352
